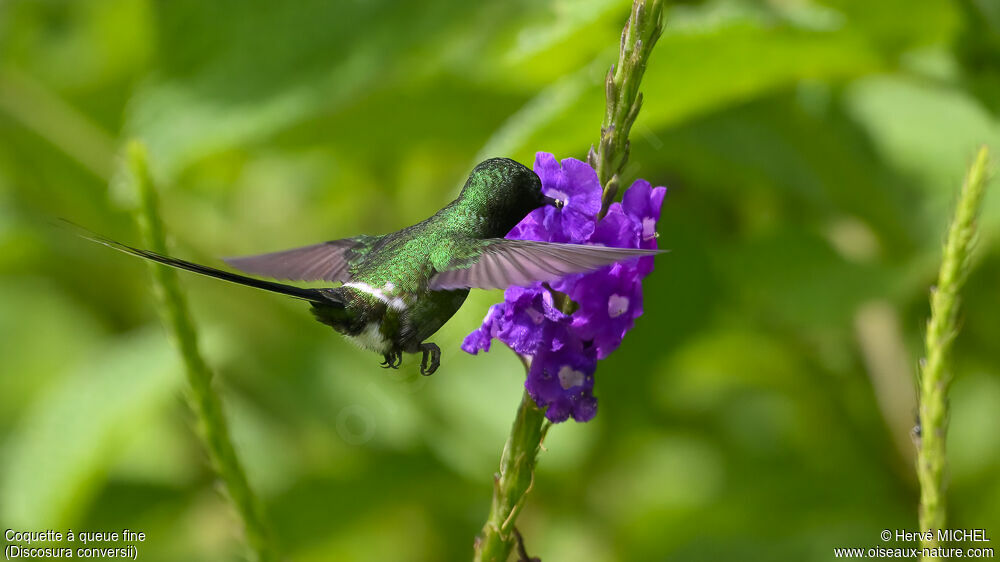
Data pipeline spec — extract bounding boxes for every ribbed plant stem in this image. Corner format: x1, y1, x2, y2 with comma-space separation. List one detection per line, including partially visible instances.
917, 146, 990, 559
589, 0, 665, 216
128, 141, 279, 562
473, 392, 549, 562
473, 2, 665, 560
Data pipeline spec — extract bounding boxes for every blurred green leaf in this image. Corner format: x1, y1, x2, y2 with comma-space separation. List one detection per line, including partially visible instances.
0, 0, 998, 559
0, 279, 107, 427
499, 1, 889, 163
845, 75, 1000, 240
1, 329, 182, 527
126, 0, 543, 177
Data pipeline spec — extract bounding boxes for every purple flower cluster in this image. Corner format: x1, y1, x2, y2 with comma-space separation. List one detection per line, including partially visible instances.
463, 153, 665, 422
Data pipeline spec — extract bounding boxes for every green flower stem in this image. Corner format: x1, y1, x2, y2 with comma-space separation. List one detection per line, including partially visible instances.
589, 0, 665, 216
473, 2, 665, 560
473, 391, 549, 562
128, 141, 280, 562
917, 146, 991, 558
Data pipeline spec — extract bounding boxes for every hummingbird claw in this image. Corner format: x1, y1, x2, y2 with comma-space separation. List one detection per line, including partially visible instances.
380, 350, 402, 369
419, 342, 441, 376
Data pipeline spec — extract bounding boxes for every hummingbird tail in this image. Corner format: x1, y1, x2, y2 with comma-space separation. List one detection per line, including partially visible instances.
72, 224, 332, 304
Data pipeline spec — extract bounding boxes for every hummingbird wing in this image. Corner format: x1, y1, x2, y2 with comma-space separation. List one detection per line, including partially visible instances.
428, 239, 662, 291
223, 236, 381, 282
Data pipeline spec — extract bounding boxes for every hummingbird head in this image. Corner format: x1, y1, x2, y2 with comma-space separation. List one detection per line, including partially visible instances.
458, 158, 559, 236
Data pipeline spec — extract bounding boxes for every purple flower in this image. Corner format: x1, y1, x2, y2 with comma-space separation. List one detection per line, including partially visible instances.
526, 335, 598, 423
508, 153, 602, 243
463, 152, 665, 423
622, 179, 667, 276
461, 285, 569, 356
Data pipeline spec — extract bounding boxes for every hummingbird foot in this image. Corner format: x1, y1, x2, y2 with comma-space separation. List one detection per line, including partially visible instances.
419, 342, 441, 376
380, 350, 402, 369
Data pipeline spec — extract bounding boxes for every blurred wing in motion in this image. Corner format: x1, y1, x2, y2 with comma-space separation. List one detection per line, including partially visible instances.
224, 236, 381, 282
429, 238, 662, 291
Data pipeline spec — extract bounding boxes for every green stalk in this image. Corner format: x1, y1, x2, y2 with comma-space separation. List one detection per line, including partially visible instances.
917, 146, 991, 558
472, 2, 665, 560
473, 392, 549, 562
589, 0, 665, 215
128, 141, 280, 562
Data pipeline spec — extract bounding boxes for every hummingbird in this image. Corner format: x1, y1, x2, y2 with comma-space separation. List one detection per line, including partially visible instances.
83, 158, 660, 375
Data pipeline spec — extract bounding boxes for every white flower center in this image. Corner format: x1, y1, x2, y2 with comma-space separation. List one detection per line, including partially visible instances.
550, 189, 569, 208
525, 307, 544, 324
557, 365, 585, 389
608, 294, 629, 318
642, 217, 657, 240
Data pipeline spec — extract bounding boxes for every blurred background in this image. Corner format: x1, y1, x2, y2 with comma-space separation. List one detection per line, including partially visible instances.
1, 0, 999, 560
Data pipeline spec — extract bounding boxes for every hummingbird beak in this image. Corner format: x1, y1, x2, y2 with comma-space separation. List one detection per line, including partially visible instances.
543, 196, 565, 209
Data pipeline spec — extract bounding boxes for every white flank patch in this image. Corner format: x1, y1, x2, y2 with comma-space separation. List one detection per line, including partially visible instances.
343, 281, 408, 311
557, 365, 585, 390
347, 322, 389, 353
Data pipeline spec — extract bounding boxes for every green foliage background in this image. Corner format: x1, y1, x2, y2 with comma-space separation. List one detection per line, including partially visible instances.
1, 0, 998, 560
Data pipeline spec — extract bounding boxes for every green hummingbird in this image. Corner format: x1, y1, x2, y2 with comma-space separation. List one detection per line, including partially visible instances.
83, 158, 659, 374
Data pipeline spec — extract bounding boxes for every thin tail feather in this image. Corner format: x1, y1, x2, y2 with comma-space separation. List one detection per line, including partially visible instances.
69, 223, 333, 305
